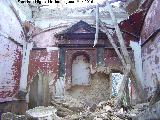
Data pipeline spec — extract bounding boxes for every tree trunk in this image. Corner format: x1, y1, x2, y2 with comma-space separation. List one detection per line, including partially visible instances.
105, 0, 146, 106
99, 21, 131, 107
106, 1, 131, 65
130, 68, 146, 102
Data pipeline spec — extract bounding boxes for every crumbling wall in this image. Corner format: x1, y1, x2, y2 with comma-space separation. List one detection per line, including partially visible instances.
57, 48, 112, 105
66, 72, 111, 106
141, 35, 160, 97
0, 38, 22, 102
141, 0, 160, 44
0, 1, 25, 44
28, 49, 59, 98
0, 0, 24, 102
141, 0, 160, 98
64, 48, 97, 89
28, 26, 64, 98
0, 1, 25, 115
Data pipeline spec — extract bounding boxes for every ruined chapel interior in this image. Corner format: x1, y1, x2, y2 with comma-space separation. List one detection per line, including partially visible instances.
0, 0, 160, 119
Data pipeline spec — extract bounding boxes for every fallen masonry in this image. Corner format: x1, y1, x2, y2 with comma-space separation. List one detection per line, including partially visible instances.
0, 0, 160, 120
2, 96, 160, 120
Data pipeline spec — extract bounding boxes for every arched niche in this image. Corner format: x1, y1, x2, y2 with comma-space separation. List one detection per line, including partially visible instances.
72, 53, 90, 86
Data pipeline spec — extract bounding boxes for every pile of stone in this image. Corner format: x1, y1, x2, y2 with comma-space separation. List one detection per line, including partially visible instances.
62, 98, 132, 120
1, 96, 150, 120
1, 112, 27, 120
50, 96, 149, 120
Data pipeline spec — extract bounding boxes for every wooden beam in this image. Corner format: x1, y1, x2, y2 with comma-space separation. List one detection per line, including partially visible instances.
106, 0, 146, 104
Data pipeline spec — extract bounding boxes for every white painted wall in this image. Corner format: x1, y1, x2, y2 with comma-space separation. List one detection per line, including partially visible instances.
0, 0, 25, 44
72, 55, 90, 85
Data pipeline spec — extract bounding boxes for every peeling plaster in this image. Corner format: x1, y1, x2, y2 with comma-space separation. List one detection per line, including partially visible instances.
0, 1, 24, 102
28, 50, 59, 83
141, 0, 160, 43
142, 34, 160, 97
0, 0, 25, 44
140, 0, 160, 98
0, 37, 22, 102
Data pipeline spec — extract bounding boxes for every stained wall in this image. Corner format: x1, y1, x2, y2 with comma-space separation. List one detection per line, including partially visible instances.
0, 0, 24, 102
141, 0, 160, 98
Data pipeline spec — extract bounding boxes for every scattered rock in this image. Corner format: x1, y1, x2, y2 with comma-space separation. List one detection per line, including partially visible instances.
1, 98, 151, 120
89, 104, 97, 112
1, 112, 27, 120
103, 105, 112, 112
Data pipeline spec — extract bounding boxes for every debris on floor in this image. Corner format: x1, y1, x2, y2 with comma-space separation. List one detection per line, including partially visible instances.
0, 96, 152, 120
1, 112, 27, 120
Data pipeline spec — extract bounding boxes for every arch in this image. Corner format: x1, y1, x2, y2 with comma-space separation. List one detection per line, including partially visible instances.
65, 49, 96, 89
71, 51, 90, 64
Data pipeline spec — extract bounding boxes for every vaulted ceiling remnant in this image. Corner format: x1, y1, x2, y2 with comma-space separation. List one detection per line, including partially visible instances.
119, 10, 145, 42
118, 0, 155, 42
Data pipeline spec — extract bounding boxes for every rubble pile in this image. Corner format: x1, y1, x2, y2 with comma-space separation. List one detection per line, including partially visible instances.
51, 95, 86, 116
61, 98, 131, 120
1, 96, 150, 120
50, 96, 150, 120
1, 112, 27, 120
